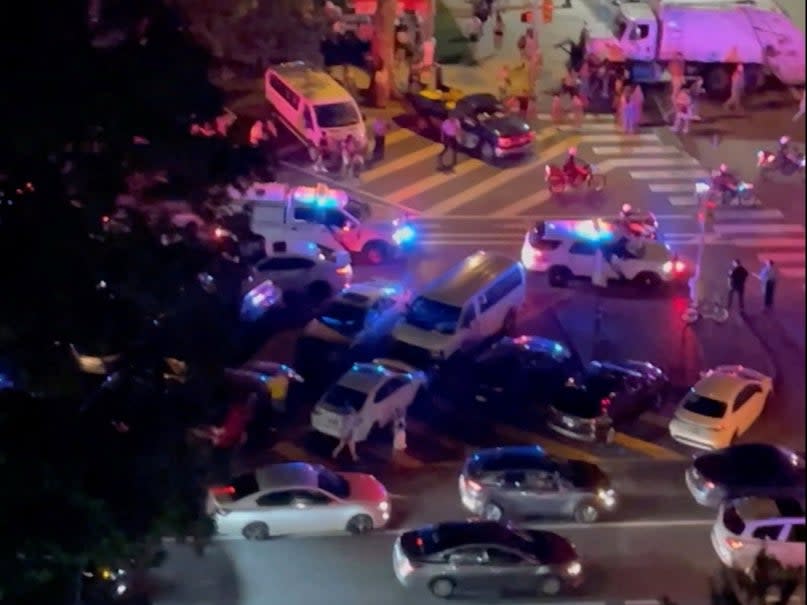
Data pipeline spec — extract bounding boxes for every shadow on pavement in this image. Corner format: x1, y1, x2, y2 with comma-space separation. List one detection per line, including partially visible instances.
149, 543, 240, 605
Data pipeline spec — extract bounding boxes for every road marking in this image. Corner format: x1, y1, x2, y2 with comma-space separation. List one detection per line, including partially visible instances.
419, 232, 526, 239
561, 122, 624, 132
781, 267, 806, 278
629, 169, 710, 179
492, 190, 552, 218
272, 440, 335, 467
757, 252, 805, 263
714, 209, 784, 220
714, 224, 805, 235
424, 137, 580, 217
600, 157, 700, 170
638, 411, 673, 429
592, 145, 681, 155
361, 143, 442, 183
581, 133, 659, 143
649, 183, 697, 193
385, 128, 417, 145
493, 425, 600, 463
536, 112, 613, 121
668, 195, 698, 206
414, 213, 693, 221
611, 432, 686, 461
385, 158, 488, 204
732, 237, 805, 248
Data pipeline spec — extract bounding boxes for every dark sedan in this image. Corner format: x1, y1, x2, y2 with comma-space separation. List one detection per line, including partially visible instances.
454, 94, 534, 161
470, 335, 582, 407
686, 443, 806, 507
459, 446, 617, 523
546, 360, 668, 443
393, 521, 583, 599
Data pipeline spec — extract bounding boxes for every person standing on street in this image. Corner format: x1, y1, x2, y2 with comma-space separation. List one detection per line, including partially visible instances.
438, 114, 460, 171
312, 133, 329, 173
392, 408, 407, 454
756, 259, 778, 310
468, 15, 483, 64
493, 10, 504, 51
629, 84, 644, 132
727, 259, 749, 312
332, 408, 360, 462
723, 64, 745, 113
371, 117, 388, 162
497, 64, 511, 101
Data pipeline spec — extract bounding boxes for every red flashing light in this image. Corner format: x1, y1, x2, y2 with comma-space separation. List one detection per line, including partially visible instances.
415, 536, 424, 547
212, 486, 235, 496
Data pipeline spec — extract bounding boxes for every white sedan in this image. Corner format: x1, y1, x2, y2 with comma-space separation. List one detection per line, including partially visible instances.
669, 366, 773, 450
311, 359, 427, 443
207, 462, 390, 539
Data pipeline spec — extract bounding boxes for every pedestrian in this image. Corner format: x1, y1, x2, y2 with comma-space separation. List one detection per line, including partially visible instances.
727, 259, 749, 312
392, 408, 407, 453
561, 68, 579, 99
551, 93, 564, 124
468, 15, 483, 63
312, 133, 328, 173
371, 117, 388, 162
437, 114, 460, 171
493, 10, 504, 51
340, 136, 353, 178
263, 118, 278, 168
571, 94, 585, 128
689, 77, 705, 121
671, 88, 692, 134
723, 64, 745, 113
629, 84, 644, 132
622, 86, 636, 133
613, 74, 624, 112
248, 119, 265, 148
793, 89, 805, 122
756, 259, 778, 310
497, 64, 511, 101
669, 53, 685, 101
332, 409, 360, 462
616, 87, 628, 129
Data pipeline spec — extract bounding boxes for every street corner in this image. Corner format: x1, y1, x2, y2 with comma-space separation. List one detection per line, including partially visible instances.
148, 541, 241, 605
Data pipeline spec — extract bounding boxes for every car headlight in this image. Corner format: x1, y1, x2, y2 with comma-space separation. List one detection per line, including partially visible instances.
378, 501, 390, 512
566, 561, 582, 576
597, 488, 616, 508
392, 224, 416, 245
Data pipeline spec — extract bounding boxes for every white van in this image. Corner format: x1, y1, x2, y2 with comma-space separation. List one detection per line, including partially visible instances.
264, 62, 366, 151
391, 252, 526, 363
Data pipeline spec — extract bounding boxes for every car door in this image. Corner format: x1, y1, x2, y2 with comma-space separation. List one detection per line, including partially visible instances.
445, 547, 489, 591
458, 302, 481, 349
520, 471, 566, 518
748, 522, 788, 565
253, 490, 296, 535
567, 241, 597, 277
377, 376, 411, 425
782, 521, 806, 567
483, 547, 534, 592
731, 385, 762, 434
288, 488, 340, 534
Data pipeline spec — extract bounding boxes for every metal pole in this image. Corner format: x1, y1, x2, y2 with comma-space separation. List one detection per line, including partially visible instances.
690, 182, 710, 307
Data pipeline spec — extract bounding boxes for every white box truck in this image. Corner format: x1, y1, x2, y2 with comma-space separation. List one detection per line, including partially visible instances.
587, 0, 805, 95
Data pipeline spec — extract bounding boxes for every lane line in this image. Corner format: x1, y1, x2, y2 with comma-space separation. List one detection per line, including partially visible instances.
385, 158, 488, 204
536, 112, 613, 121
491, 190, 552, 218
611, 432, 686, 461
592, 145, 681, 155
668, 195, 698, 206
415, 213, 693, 221
581, 133, 659, 143
600, 157, 700, 169
424, 136, 580, 217
757, 252, 805, 263
650, 183, 698, 193
714, 224, 805, 235
638, 411, 673, 430
629, 169, 710, 179
494, 424, 601, 463
714, 208, 784, 220
780, 267, 806, 278
731, 237, 805, 248
385, 128, 417, 145
272, 440, 335, 467
360, 143, 442, 183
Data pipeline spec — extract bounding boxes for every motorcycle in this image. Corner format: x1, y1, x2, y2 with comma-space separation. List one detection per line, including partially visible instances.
617, 209, 658, 239
757, 148, 806, 180
707, 175, 761, 208
545, 162, 606, 194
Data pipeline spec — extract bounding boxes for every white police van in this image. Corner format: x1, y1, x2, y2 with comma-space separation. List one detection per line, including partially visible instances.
231, 182, 417, 264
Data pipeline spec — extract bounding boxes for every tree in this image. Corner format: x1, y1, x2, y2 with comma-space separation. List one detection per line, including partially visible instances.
371, 0, 397, 107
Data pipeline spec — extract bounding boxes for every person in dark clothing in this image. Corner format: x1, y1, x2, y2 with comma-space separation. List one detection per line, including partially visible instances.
727, 259, 749, 311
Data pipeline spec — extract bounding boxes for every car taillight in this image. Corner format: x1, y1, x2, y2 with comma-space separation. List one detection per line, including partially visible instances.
674, 260, 686, 273
725, 537, 743, 550
499, 137, 514, 148
336, 265, 352, 275
465, 479, 482, 492
544, 165, 551, 177
212, 486, 235, 496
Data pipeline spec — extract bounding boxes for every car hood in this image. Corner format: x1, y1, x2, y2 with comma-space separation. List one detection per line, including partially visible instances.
303, 318, 354, 345
484, 116, 531, 137
341, 472, 387, 504
523, 530, 578, 564
565, 460, 610, 489
393, 322, 447, 353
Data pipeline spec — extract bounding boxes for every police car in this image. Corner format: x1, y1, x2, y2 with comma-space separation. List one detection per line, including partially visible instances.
231, 182, 418, 264
520, 218, 689, 289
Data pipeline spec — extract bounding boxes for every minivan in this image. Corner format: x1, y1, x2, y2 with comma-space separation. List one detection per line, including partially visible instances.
391, 251, 526, 364
264, 62, 366, 151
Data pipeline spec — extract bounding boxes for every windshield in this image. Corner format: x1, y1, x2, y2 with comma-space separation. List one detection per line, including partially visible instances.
314, 102, 360, 128
324, 384, 366, 412
682, 391, 727, 418
317, 467, 350, 498
406, 297, 461, 333
318, 301, 367, 335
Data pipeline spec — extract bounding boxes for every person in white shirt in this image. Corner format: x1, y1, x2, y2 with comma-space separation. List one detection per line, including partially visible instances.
332, 409, 360, 461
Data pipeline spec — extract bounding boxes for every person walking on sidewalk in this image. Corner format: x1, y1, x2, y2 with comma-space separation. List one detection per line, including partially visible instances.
438, 114, 460, 171
756, 259, 778, 310
371, 117, 388, 163
723, 64, 745, 113
727, 259, 749, 312
332, 408, 360, 462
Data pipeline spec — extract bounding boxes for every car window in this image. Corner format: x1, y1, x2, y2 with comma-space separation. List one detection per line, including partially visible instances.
303, 106, 314, 130
501, 471, 527, 487
480, 266, 523, 312
682, 390, 727, 418
256, 490, 294, 507
733, 385, 762, 411
258, 257, 315, 272
787, 523, 806, 543
292, 489, 333, 506
752, 524, 784, 540
569, 241, 597, 256
485, 548, 525, 565
374, 377, 406, 402
447, 547, 487, 565
623, 376, 642, 393
527, 471, 559, 491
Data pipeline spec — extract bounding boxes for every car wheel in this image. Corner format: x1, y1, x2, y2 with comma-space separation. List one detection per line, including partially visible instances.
307, 280, 333, 302
501, 309, 517, 336
429, 577, 456, 599
483, 502, 504, 521
242, 522, 270, 540
481, 142, 495, 162
634, 271, 662, 290
574, 501, 601, 524
363, 241, 389, 265
548, 266, 571, 288
346, 514, 374, 535
538, 574, 563, 596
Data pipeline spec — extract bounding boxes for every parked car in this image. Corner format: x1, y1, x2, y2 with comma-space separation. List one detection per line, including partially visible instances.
711, 497, 805, 570
546, 360, 668, 443
392, 521, 583, 599
458, 446, 617, 523
310, 359, 427, 443
686, 444, 805, 508
207, 462, 390, 539
467, 336, 582, 406
669, 365, 773, 450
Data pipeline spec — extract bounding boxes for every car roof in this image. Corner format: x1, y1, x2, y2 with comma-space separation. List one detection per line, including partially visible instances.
709, 365, 769, 383
422, 251, 520, 308
730, 497, 806, 522
337, 362, 390, 392
254, 462, 319, 490
693, 373, 746, 401
470, 446, 557, 473
424, 521, 523, 550
268, 62, 353, 105
459, 93, 500, 109
338, 280, 405, 305
500, 336, 573, 360
587, 360, 642, 380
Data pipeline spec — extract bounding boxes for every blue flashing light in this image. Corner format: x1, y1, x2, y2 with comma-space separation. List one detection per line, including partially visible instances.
553, 342, 564, 353
392, 224, 417, 245
573, 220, 613, 241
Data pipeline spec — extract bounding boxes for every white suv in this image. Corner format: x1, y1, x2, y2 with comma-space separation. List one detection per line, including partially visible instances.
712, 497, 805, 570
521, 219, 689, 289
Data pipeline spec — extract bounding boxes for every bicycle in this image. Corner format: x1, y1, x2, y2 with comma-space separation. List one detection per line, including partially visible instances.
682, 295, 729, 324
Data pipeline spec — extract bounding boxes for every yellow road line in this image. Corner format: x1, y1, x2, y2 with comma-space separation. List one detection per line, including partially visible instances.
494, 425, 600, 464
385, 128, 417, 145
272, 440, 335, 467
611, 432, 685, 461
